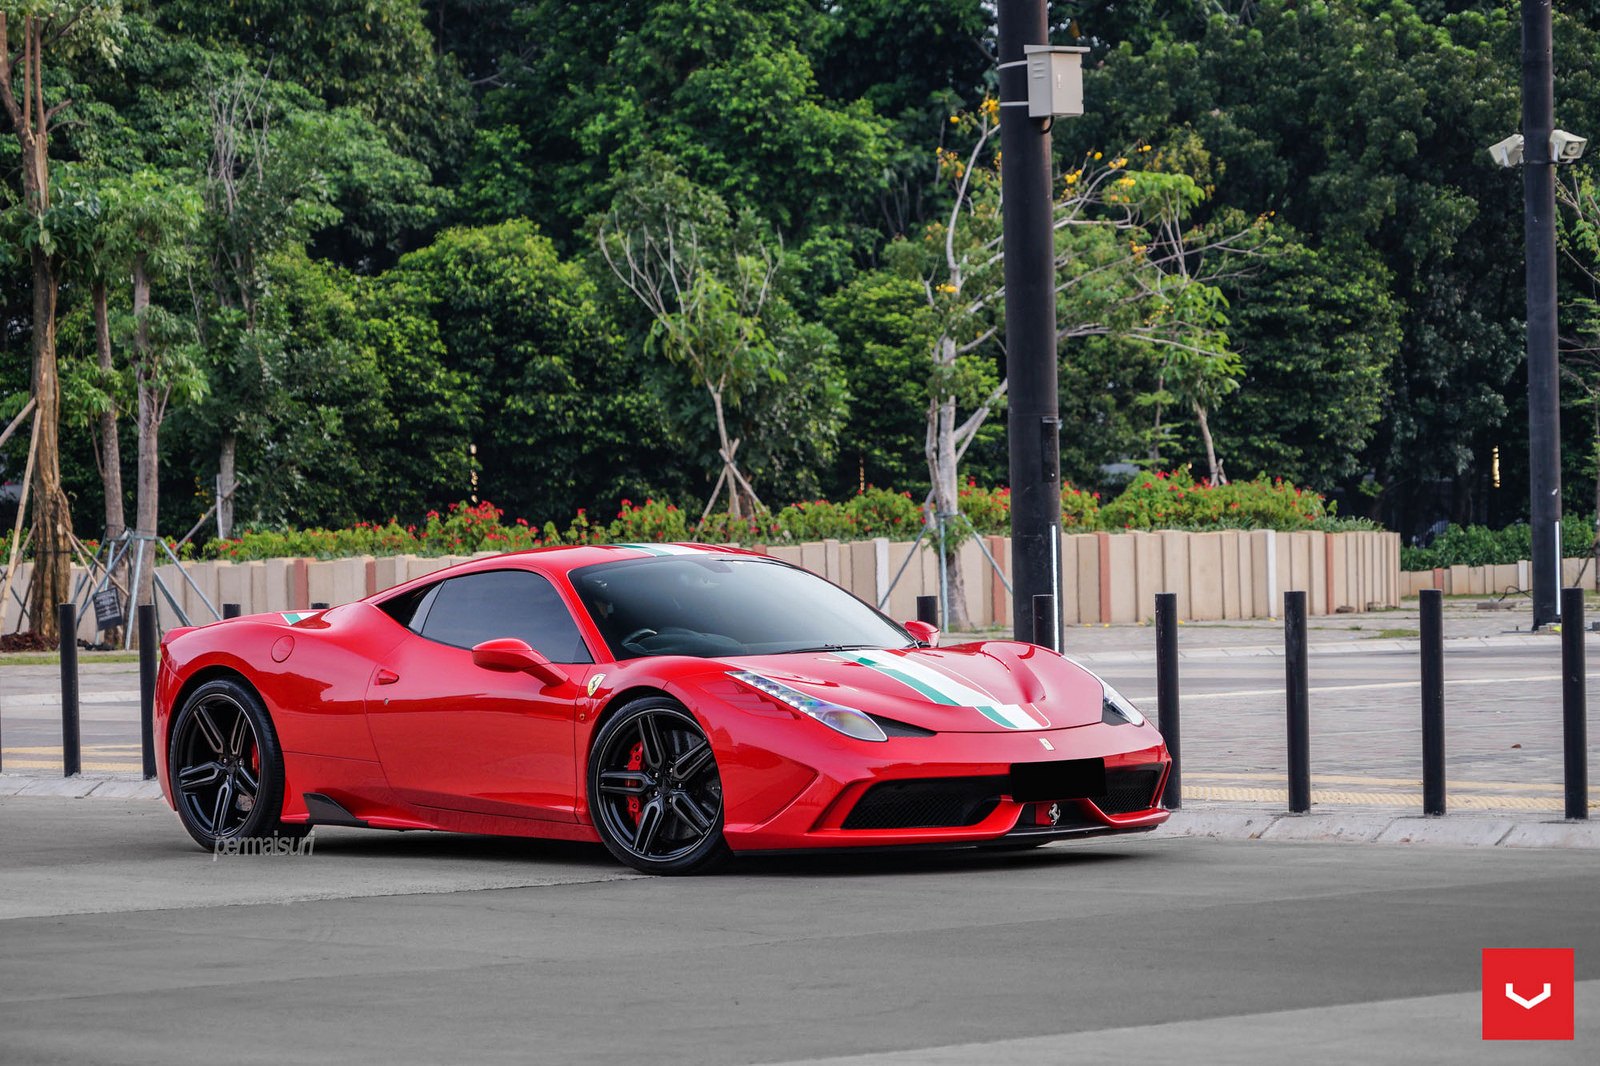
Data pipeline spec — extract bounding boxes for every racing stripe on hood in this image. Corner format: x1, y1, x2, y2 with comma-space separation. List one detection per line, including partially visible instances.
835, 650, 1048, 729
615, 543, 702, 556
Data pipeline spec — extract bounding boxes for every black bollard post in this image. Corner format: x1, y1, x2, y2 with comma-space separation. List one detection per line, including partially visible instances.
1155, 592, 1181, 809
223, 602, 242, 619
310, 602, 329, 610
60, 603, 81, 777
1031, 593, 1055, 652
1561, 586, 1588, 820
915, 594, 938, 628
139, 604, 158, 781
1284, 590, 1310, 814
1419, 589, 1445, 816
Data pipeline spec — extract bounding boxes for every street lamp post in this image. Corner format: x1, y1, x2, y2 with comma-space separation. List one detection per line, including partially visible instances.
1523, 0, 1561, 628
1491, 4, 1586, 627
997, 2, 1084, 649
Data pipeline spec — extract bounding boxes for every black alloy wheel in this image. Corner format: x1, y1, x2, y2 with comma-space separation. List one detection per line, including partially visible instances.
588, 697, 728, 874
169, 677, 303, 849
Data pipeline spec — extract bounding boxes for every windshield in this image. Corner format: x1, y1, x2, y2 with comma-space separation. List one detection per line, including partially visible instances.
571, 555, 914, 659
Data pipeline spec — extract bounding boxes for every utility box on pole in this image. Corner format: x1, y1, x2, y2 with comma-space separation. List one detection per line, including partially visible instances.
1023, 45, 1088, 118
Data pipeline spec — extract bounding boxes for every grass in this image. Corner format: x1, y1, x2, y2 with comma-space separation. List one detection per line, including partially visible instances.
1368, 627, 1421, 639
0, 651, 141, 666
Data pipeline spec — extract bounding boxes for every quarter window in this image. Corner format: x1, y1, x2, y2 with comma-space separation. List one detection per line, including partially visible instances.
418, 570, 592, 663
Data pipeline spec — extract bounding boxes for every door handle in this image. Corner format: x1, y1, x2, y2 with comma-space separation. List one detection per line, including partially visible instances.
375, 668, 400, 686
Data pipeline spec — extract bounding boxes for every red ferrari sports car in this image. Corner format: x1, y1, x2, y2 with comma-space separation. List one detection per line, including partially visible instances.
155, 544, 1170, 873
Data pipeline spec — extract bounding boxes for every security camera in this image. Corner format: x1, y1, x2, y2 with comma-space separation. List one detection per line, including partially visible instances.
1488, 133, 1524, 168
1550, 129, 1588, 162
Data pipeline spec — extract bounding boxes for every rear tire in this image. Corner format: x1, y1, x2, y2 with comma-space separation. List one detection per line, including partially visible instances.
587, 697, 728, 875
168, 677, 305, 851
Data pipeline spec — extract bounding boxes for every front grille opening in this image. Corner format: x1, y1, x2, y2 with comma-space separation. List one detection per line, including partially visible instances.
842, 777, 1006, 830
1091, 766, 1162, 815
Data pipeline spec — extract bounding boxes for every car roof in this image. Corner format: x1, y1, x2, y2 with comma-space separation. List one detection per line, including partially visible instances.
365, 543, 773, 603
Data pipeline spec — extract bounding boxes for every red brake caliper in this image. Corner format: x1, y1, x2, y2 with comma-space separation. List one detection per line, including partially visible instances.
625, 741, 644, 825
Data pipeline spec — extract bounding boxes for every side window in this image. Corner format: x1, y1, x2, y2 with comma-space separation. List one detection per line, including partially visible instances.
379, 583, 441, 634
418, 570, 592, 663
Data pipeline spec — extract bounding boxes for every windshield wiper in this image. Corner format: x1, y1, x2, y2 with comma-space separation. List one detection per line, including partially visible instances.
778, 643, 901, 654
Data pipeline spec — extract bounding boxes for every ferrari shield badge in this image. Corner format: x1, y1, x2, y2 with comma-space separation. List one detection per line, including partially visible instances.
587, 673, 606, 697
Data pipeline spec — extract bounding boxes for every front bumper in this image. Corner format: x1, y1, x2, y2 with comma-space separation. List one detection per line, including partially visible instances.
712, 716, 1170, 852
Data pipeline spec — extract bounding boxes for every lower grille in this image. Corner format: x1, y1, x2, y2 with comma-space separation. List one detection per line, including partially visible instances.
842, 777, 1006, 830
1091, 767, 1162, 815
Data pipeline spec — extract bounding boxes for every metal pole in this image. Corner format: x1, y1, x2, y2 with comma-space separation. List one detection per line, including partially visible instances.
916, 595, 939, 627
223, 602, 242, 619
1524, 0, 1562, 628
139, 604, 157, 780
937, 512, 950, 631
1031, 593, 1055, 650
998, 0, 1061, 646
1560, 586, 1588, 819
59, 602, 80, 777
1419, 588, 1445, 816
122, 535, 147, 650
1155, 592, 1181, 809
1284, 590, 1311, 813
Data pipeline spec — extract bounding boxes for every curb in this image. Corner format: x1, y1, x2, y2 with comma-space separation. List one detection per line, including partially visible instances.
1150, 805, 1600, 850
0, 773, 163, 800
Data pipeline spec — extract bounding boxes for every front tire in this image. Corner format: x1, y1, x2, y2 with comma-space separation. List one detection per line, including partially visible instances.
168, 677, 304, 850
588, 697, 728, 875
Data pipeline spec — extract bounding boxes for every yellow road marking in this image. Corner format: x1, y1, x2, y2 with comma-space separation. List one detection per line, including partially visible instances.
2, 759, 144, 772
1170, 673, 1578, 701
1185, 771, 1576, 794
1188, 785, 1596, 811
2, 744, 142, 754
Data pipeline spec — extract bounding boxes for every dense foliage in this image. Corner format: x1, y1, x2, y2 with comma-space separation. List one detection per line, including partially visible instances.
7, 1, 1600, 559
1400, 521, 1598, 570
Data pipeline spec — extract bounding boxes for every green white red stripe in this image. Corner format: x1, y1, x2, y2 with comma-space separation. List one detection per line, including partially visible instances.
834, 650, 1048, 730
615, 543, 703, 556
280, 611, 317, 624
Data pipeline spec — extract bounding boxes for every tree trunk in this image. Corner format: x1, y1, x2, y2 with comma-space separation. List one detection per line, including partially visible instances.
94, 280, 125, 540
26, 245, 73, 645
1193, 399, 1227, 485
218, 432, 236, 540
708, 386, 742, 519
95, 279, 126, 645
133, 253, 159, 612
926, 380, 973, 632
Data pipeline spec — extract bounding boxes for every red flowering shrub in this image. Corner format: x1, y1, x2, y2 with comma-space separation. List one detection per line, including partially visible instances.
609, 498, 690, 543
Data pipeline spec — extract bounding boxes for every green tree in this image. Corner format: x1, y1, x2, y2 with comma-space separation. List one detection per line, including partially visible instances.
0, 2, 124, 642
1070, 2, 1524, 528
599, 155, 845, 519
463, 0, 889, 264
1214, 235, 1399, 487
374, 219, 665, 524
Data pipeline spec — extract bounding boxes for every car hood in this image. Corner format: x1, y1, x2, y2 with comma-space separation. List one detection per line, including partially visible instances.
721, 640, 1106, 733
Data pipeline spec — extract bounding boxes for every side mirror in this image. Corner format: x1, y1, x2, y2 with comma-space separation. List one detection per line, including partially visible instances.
471, 637, 567, 686
903, 620, 939, 647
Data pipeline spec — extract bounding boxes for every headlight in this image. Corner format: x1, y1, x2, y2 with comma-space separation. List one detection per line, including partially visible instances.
728, 670, 888, 742
1101, 681, 1147, 727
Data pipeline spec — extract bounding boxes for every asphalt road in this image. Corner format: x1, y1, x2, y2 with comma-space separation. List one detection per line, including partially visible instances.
1081, 640, 1599, 811
0, 798, 1593, 1064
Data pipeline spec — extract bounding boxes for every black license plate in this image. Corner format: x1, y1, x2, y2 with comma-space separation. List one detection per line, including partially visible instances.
1010, 758, 1106, 802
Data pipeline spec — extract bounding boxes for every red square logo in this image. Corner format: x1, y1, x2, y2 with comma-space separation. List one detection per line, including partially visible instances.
1482, 948, 1575, 1040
